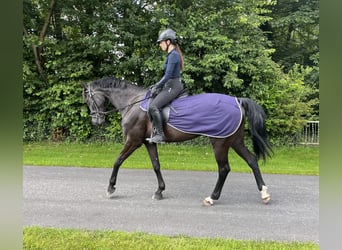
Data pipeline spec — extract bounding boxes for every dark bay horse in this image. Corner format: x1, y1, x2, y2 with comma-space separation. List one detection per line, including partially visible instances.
83, 77, 272, 205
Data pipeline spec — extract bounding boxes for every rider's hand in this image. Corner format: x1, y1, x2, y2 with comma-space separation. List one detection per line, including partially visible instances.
151, 85, 160, 97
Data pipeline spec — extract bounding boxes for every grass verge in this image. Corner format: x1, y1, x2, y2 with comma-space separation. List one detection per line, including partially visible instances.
23, 226, 318, 250
23, 142, 318, 175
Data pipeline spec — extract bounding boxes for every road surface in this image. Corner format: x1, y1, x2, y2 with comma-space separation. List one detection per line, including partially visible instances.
23, 166, 318, 243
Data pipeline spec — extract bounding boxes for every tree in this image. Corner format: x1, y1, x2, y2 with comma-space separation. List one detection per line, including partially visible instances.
23, 0, 318, 144
267, 0, 319, 70
266, 0, 319, 118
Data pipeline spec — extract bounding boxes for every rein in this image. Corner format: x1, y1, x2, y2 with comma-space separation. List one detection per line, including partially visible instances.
100, 96, 152, 114
87, 86, 151, 116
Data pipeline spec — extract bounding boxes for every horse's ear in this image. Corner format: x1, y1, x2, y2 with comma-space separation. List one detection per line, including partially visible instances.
80, 82, 87, 88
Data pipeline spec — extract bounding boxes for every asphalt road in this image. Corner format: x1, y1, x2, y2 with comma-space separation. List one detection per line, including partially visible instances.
23, 166, 318, 243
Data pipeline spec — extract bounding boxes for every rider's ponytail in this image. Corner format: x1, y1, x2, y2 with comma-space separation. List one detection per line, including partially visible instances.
175, 43, 184, 71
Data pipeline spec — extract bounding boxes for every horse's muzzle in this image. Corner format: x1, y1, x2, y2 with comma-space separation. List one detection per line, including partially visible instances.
91, 113, 105, 126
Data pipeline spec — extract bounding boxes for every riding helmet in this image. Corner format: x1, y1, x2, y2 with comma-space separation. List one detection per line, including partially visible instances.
157, 29, 177, 43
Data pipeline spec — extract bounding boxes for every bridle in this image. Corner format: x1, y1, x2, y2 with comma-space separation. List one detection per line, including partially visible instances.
86, 85, 152, 119
86, 87, 106, 121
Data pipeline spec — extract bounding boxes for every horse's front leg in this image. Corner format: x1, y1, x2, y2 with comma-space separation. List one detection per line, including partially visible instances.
144, 142, 165, 200
107, 156, 123, 197
107, 142, 140, 198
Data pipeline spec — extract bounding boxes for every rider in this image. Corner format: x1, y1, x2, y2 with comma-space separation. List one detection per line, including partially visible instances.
148, 28, 185, 143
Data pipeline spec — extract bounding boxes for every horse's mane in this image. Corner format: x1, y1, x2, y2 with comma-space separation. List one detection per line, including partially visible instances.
92, 77, 144, 90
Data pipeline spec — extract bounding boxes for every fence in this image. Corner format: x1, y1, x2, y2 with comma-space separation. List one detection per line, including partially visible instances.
299, 121, 319, 145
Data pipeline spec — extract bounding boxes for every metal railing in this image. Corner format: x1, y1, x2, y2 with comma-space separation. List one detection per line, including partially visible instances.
299, 121, 319, 145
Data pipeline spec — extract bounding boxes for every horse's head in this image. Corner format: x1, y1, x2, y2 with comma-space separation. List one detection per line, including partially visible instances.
82, 83, 106, 126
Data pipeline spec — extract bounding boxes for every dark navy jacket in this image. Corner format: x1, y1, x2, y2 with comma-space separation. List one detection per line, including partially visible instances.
156, 48, 181, 88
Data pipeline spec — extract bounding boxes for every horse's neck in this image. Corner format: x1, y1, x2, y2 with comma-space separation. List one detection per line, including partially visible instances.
106, 88, 146, 113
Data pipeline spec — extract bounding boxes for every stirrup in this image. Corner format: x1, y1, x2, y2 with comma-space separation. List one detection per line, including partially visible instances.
146, 134, 165, 144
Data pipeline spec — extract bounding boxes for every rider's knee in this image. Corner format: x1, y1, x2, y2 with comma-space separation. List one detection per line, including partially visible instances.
148, 105, 159, 113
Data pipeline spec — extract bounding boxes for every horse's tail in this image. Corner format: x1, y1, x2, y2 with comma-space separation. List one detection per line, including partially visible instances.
239, 98, 273, 162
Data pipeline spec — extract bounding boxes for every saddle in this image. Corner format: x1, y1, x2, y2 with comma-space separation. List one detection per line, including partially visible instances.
144, 88, 189, 124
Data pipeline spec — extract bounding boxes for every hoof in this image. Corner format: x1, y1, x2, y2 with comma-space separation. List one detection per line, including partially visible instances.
152, 192, 163, 200
260, 185, 271, 204
202, 196, 214, 206
107, 186, 116, 199
262, 196, 271, 204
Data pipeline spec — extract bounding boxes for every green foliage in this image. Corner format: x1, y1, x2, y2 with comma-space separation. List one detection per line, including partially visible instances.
23, 0, 319, 143
103, 112, 124, 142
257, 64, 317, 144
23, 79, 92, 142
267, 0, 319, 119
268, 0, 319, 70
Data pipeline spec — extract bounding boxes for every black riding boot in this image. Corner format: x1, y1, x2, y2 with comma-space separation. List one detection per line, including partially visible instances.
149, 108, 165, 143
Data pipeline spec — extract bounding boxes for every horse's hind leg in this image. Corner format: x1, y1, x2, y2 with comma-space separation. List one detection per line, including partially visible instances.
144, 142, 165, 200
203, 139, 230, 206
232, 141, 271, 204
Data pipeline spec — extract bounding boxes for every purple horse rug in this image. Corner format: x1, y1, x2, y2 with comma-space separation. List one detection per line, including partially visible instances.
140, 92, 243, 138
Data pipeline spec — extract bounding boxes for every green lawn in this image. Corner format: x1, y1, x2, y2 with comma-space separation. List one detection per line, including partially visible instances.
23, 226, 318, 250
23, 142, 319, 175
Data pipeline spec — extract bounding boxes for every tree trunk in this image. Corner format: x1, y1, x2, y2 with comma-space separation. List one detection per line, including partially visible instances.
24, 0, 57, 76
